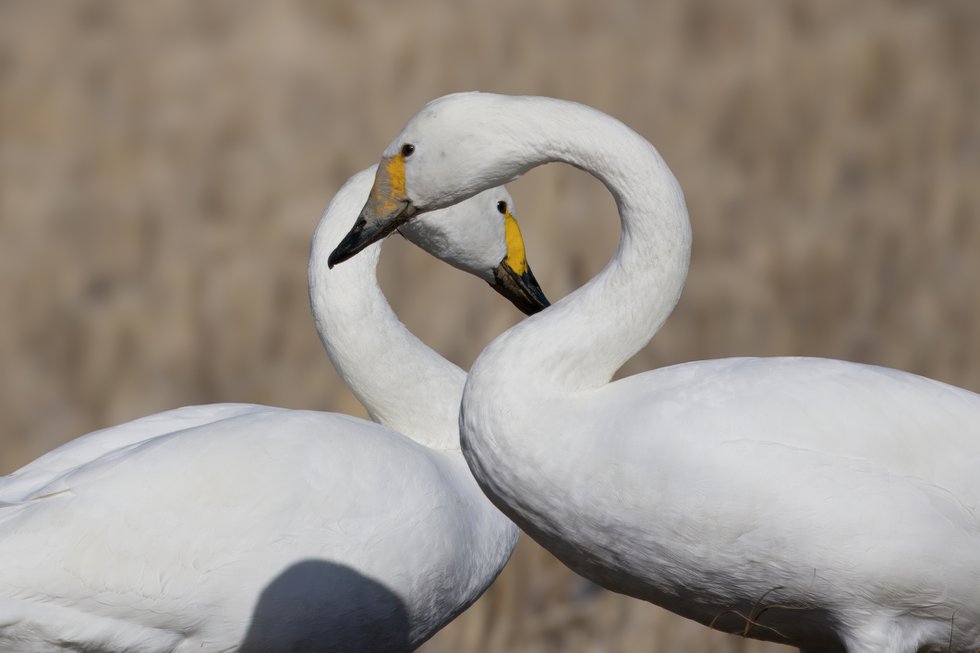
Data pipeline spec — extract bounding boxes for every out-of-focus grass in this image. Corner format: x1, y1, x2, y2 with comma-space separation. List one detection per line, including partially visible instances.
1, 1, 978, 651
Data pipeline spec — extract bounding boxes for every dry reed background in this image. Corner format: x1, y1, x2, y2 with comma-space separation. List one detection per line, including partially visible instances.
2, 1, 979, 651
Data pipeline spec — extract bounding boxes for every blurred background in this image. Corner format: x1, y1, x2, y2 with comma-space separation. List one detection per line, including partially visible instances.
1, 0, 979, 651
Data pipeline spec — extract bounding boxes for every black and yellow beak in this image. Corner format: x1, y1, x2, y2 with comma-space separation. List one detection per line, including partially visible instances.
491, 261, 549, 315
327, 158, 550, 316
328, 154, 414, 269
489, 211, 550, 316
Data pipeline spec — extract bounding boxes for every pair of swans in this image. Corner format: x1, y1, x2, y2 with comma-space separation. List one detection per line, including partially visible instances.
0, 168, 547, 651
330, 93, 980, 653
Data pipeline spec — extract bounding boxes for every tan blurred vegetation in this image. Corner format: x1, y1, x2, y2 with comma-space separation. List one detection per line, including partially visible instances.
2, 0, 979, 651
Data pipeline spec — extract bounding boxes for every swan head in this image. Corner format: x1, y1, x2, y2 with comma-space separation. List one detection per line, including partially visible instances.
399, 186, 549, 316
328, 93, 531, 268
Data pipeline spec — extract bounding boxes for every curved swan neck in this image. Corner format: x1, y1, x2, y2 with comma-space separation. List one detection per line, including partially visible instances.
309, 170, 463, 450
470, 97, 692, 392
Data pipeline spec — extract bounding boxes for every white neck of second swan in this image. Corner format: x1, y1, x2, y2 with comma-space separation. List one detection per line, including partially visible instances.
309, 169, 464, 451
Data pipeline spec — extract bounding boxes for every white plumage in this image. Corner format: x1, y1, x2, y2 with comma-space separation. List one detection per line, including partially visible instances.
0, 167, 538, 652
333, 93, 980, 653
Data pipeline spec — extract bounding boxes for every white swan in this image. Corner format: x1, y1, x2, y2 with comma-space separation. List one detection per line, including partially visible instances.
329, 94, 980, 653
0, 166, 548, 653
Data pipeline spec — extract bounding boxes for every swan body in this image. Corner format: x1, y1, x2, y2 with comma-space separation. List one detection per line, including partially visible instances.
1, 407, 508, 653
331, 94, 980, 653
0, 167, 546, 652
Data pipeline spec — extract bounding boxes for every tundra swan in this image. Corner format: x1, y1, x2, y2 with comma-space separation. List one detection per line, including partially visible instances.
0, 166, 547, 652
329, 93, 980, 653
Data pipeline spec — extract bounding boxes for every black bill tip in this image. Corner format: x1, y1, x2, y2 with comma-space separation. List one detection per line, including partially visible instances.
327, 217, 368, 269
328, 203, 415, 269
492, 262, 551, 316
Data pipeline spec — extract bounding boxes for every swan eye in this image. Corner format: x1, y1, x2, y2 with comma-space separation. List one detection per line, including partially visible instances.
401, 143, 415, 158
497, 201, 507, 214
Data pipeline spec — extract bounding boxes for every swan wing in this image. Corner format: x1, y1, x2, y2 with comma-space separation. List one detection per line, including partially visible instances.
605, 356, 980, 502
0, 404, 268, 503
576, 357, 980, 614
0, 409, 478, 652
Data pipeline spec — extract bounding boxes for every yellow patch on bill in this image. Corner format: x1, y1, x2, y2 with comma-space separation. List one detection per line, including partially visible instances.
384, 154, 406, 198
370, 154, 407, 216
503, 212, 529, 276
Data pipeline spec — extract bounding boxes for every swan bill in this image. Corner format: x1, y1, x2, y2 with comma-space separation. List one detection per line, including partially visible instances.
328, 155, 415, 268
327, 203, 416, 268
491, 260, 550, 315
493, 208, 549, 314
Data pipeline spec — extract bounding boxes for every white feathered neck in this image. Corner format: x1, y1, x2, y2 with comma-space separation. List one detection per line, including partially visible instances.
458, 96, 692, 394
309, 169, 464, 450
